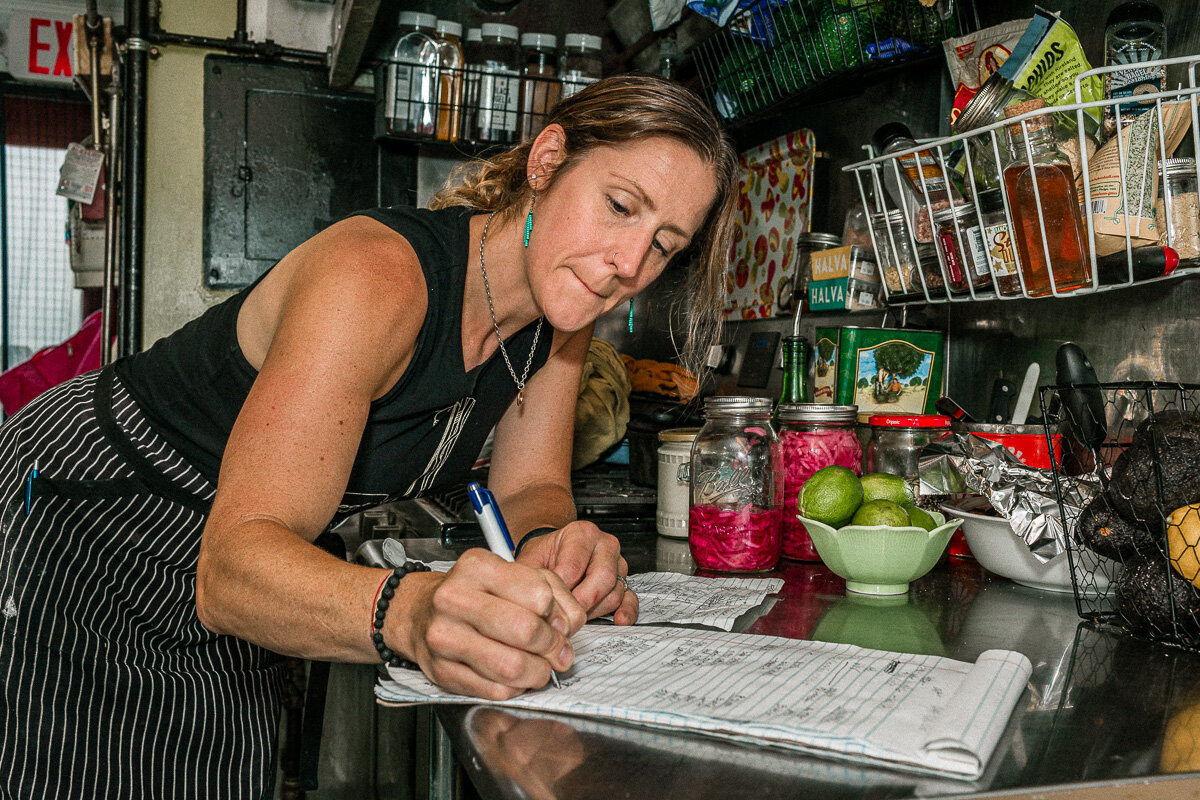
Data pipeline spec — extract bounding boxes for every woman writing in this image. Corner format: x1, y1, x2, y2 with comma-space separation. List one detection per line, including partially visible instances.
0, 74, 737, 798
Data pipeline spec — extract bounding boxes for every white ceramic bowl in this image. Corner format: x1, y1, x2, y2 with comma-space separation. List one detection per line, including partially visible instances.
942, 498, 1122, 594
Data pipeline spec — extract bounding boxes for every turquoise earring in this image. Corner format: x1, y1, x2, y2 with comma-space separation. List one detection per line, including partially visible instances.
523, 194, 535, 247
627, 299, 634, 333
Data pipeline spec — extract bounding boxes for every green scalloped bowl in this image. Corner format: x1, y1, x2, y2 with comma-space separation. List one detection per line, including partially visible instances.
798, 511, 962, 596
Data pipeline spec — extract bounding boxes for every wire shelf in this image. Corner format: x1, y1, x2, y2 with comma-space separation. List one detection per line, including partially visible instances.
844, 54, 1200, 306
690, 0, 972, 124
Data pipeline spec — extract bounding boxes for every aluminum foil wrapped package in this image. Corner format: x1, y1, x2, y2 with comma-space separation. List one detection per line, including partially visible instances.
918, 433, 1100, 563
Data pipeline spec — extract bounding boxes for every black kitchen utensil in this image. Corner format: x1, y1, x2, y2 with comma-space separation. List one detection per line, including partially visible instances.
1055, 343, 1108, 477
987, 379, 1017, 424
935, 396, 976, 426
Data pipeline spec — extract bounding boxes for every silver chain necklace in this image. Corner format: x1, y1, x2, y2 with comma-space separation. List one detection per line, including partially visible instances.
478, 211, 544, 407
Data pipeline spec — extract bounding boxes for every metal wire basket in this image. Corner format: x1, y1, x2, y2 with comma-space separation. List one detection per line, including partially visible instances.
691, 0, 970, 123
374, 60, 586, 145
845, 54, 1200, 306
1040, 381, 1200, 650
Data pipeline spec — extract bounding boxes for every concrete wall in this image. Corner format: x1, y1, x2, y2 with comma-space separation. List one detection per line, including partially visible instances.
141, 0, 235, 347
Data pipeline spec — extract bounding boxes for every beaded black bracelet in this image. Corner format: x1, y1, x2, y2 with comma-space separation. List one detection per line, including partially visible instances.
371, 561, 431, 670
513, 526, 558, 558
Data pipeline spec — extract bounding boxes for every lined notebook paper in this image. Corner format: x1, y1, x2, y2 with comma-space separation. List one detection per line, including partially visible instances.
376, 626, 1031, 779
620, 572, 783, 629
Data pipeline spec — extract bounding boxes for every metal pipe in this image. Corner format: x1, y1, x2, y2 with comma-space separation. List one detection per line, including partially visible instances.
0, 93, 7, 374
84, 1, 102, 147
235, 0, 248, 46
101, 74, 121, 365
148, 30, 324, 63
120, 0, 147, 356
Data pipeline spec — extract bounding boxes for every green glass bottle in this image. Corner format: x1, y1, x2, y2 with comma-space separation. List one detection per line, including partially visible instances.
777, 336, 809, 410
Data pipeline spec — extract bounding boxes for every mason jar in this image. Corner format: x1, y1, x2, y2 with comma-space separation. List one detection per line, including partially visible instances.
776, 404, 861, 562
688, 397, 783, 572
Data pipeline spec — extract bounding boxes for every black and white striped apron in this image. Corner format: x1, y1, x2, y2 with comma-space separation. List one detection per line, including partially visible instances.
0, 366, 286, 799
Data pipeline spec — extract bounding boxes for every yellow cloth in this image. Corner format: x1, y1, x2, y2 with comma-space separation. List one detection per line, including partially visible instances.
573, 338, 631, 470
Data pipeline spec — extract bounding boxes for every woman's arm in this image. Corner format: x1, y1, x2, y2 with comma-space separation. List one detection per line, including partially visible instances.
195, 217, 584, 698
488, 326, 638, 625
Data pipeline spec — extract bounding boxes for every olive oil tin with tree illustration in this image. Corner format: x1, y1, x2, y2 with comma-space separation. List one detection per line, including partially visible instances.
813, 327, 945, 415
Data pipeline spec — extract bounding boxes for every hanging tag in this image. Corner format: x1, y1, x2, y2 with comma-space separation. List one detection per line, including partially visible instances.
56, 143, 105, 204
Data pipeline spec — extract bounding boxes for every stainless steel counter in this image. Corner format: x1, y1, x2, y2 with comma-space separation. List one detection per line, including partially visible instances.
418, 533, 1200, 800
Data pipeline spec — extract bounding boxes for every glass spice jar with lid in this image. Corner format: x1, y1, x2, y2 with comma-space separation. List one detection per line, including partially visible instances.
972, 188, 1022, 296
866, 414, 952, 487
776, 404, 862, 562
916, 242, 947, 298
689, 397, 783, 573
1155, 157, 1200, 261
869, 208, 917, 296
934, 203, 992, 294
785, 232, 842, 315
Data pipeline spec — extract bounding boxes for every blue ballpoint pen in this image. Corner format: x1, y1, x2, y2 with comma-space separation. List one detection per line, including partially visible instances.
467, 481, 562, 689
24, 460, 38, 515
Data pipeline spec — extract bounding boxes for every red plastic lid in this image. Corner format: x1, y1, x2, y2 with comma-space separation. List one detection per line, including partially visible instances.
869, 414, 953, 428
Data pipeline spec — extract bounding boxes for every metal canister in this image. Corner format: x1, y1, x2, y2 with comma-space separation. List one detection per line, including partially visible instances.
656, 428, 700, 539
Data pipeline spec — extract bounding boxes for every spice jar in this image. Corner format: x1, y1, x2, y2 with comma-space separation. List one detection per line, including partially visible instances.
869, 208, 917, 295
916, 242, 947, 298
1156, 157, 1200, 261
777, 404, 861, 562
934, 204, 991, 294
471, 23, 521, 143
787, 232, 841, 315
689, 397, 783, 573
973, 189, 1022, 295
657, 428, 700, 540
560, 33, 602, 99
518, 32, 560, 140
866, 414, 952, 486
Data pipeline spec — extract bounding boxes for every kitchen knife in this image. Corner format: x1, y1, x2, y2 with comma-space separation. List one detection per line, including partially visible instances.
1010, 363, 1041, 426
1055, 343, 1108, 477
987, 379, 1017, 424
935, 396, 976, 426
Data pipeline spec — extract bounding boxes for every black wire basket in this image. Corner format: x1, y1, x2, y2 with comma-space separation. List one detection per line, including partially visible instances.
1040, 381, 1200, 651
373, 60, 586, 145
690, 0, 972, 122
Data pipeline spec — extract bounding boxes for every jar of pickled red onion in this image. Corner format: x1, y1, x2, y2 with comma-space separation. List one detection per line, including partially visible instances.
776, 404, 862, 561
688, 397, 783, 573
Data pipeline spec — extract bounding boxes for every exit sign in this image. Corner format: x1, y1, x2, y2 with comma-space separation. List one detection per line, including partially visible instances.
7, 11, 75, 84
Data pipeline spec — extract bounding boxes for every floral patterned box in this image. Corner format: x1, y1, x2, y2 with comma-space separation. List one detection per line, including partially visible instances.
722, 128, 815, 320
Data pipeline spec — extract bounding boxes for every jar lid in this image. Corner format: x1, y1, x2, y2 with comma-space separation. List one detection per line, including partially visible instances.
1162, 157, 1197, 177
869, 413, 953, 428
776, 403, 858, 423
481, 22, 520, 41
521, 32, 557, 49
952, 71, 1017, 134
436, 20, 462, 38
659, 427, 700, 443
466, 27, 482, 42
795, 232, 842, 248
703, 396, 773, 414
869, 208, 906, 225
564, 33, 602, 51
932, 203, 974, 223
1004, 97, 1051, 136
399, 11, 437, 29
857, 412, 873, 424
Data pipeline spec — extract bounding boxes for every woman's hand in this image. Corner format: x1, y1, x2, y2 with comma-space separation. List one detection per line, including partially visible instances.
514, 521, 639, 626
393, 549, 587, 700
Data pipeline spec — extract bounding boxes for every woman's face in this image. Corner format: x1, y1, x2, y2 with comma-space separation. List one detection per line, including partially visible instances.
528, 136, 718, 332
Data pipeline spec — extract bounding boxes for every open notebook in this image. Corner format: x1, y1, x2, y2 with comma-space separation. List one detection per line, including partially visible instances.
376, 625, 1031, 780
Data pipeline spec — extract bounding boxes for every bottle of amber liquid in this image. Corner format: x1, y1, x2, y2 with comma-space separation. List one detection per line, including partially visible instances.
1002, 98, 1092, 296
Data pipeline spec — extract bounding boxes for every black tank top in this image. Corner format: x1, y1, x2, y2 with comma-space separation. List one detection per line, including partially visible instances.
114, 206, 553, 518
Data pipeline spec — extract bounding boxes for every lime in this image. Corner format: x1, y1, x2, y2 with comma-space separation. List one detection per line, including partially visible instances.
798, 465, 863, 528
860, 472, 912, 506
850, 499, 910, 528
903, 503, 937, 532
